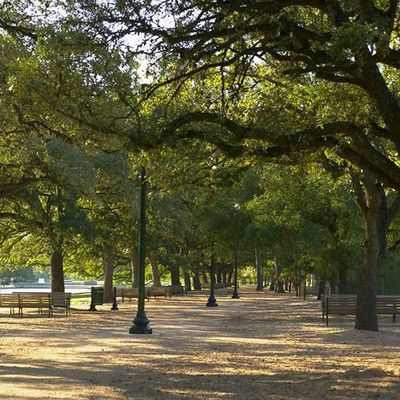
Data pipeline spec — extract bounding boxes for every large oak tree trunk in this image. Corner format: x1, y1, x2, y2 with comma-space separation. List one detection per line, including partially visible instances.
317, 277, 326, 301
193, 269, 202, 290
227, 266, 233, 284
269, 273, 276, 291
51, 250, 65, 293
222, 264, 228, 284
148, 252, 161, 287
216, 262, 222, 284
170, 264, 181, 286
184, 272, 192, 292
103, 244, 114, 303
255, 248, 263, 291
274, 258, 284, 293
352, 175, 400, 331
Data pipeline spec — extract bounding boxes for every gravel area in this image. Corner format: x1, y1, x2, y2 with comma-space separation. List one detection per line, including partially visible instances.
1, 289, 400, 399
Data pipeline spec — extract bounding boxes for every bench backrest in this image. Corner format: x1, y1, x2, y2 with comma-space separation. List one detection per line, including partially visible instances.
148, 286, 168, 295
323, 295, 399, 314
19, 294, 52, 308
12, 292, 71, 307
0, 294, 20, 307
168, 285, 184, 295
118, 288, 139, 297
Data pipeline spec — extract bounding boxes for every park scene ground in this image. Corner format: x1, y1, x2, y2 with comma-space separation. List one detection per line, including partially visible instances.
1, 288, 400, 400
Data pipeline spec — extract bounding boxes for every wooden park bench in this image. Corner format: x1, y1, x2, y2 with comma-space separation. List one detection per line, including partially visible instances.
12, 292, 71, 316
168, 285, 185, 296
148, 286, 171, 298
116, 288, 149, 302
51, 292, 72, 315
18, 294, 52, 317
0, 294, 20, 315
201, 282, 234, 290
322, 294, 400, 326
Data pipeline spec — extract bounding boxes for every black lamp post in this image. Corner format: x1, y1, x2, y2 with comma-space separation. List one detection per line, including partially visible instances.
231, 250, 240, 299
129, 167, 152, 334
206, 242, 218, 307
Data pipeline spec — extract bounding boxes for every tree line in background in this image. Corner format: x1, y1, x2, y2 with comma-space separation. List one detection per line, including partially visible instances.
1, 1, 400, 330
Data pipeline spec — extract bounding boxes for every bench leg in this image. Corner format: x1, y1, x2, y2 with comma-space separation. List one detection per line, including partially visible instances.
393, 314, 396, 323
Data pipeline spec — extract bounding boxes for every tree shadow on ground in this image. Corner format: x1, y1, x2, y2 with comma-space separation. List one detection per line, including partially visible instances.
1, 290, 400, 399
0, 356, 399, 400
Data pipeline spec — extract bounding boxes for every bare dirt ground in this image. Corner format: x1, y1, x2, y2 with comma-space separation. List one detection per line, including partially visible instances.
1, 289, 400, 400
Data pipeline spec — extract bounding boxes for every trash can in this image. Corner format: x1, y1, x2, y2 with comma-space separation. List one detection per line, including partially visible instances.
93, 287, 104, 305
89, 287, 104, 311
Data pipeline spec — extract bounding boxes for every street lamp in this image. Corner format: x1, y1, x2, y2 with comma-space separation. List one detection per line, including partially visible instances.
206, 242, 218, 307
231, 250, 240, 299
129, 167, 152, 334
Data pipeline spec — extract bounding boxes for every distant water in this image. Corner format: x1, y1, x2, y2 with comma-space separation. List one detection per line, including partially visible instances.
0, 283, 92, 294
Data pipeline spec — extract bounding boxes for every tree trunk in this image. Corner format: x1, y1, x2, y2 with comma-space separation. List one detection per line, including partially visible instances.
284, 278, 289, 291
216, 262, 222, 284
294, 282, 299, 297
201, 265, 208, 284
355, 221, 383, 331
275, 258, 284, 293
209, 269, 216, 285
254, 248, 263, 291
227, 266, 233, 284
269, 275, 276, 291
51, 250, 65, 293
317, 277, 326, 301
170, 264, 181, 286
184, 272, 192, 291
131, 246, 139, 288
222, 266, 227, 284
148, 252, 161, 287
338, 266, 348, 294
193, 269, 202, 290
103, 244, 114, 303
351, 175, 400, 331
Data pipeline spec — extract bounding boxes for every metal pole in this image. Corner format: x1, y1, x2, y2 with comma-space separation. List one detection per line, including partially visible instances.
129, 167, 152, 334
206, 242, 218, 307
89, 287, 97, 311
111, 287, 118, 311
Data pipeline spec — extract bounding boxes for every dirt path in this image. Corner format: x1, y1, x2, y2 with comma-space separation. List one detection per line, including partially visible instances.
0, 289, 399, 399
